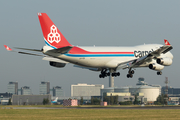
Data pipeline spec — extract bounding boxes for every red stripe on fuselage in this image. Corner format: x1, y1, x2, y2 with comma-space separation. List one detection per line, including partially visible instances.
69, 46, 134, 54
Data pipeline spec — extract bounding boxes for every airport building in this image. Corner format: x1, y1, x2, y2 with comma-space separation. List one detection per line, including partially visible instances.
161, 86, 180, 95
101, 78, 161, 103
21, 86, 32, 95
53, 86, 63, 97
161, 86, 180, 104
0, 92, 12, 98
12, 95, 51, 105
0, 92, 12, 105
39, 81, 50, 95
7, 82, 18, 95
71, 83, 104, 97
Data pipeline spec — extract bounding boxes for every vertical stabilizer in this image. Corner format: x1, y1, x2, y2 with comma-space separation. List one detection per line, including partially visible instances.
38, 13, 72, 49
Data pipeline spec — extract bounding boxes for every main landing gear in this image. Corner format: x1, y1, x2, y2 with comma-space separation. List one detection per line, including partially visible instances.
99, 69, 120, 78
127, 68, 135, 78
157, 71, 162, 75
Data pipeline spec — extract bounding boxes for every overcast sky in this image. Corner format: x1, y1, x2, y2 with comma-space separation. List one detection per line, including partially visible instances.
0, 0, 179, 96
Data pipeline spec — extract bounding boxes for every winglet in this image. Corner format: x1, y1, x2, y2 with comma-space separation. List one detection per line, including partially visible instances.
164, 39, 171, 46
4, 45, 12, 51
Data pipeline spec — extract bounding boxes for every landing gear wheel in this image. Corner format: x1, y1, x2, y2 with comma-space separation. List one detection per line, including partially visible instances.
99, 74, 102, 78
129, 74, 133, 78
157, 71, 162, 75
131, 70, 135, 74
117, 72, 120, 76
127, 74, 133, 78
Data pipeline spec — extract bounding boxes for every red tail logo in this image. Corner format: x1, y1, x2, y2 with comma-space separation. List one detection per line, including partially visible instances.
48, 25, 61, 43
164, 39, 171, 46
38, 13, 72, 49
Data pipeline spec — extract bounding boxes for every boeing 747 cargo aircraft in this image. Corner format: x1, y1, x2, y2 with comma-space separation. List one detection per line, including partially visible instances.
4, 13, 173, 78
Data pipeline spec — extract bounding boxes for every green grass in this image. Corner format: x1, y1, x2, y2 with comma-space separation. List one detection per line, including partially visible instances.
0, 109, 180, 120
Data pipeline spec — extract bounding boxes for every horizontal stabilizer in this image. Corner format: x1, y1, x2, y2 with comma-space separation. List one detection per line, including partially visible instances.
18, 52, 45, 57
4, 45, 12, 51
14, 47, 42, 52
48, 46, 73, 53
4, 45, 45, 57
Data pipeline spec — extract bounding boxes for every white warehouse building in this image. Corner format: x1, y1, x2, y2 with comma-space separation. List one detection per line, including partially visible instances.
129, 85, 161, 102
71, 83, 104, 97
101, 78, 161, 103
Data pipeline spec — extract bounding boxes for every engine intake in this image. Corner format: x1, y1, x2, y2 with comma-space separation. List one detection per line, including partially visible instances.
157, 57, 172, 66
49, 61, 66, 68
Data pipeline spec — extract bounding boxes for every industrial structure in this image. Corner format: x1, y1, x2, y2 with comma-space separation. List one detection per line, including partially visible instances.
0, 92, 12, 98
12, 95, 51, 105
53, 86, 63, 97
162, 86, 180, 95
4, 77, 180, 105
71, 83, 104, 97
21, 86, 32, 95
101, 78, 161, 103
39, 81, 50, 95
0, 92, 12, 105
7, 82, 18, 95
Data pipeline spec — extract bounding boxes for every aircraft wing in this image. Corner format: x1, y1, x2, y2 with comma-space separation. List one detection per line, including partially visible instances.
117, 39, 173, 69
149, 40, 173, 56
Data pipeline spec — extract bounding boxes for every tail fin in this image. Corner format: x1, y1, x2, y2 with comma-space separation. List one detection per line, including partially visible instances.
38, 13, 72, 49
55, 97, 58, 101
164, 39, 171, 46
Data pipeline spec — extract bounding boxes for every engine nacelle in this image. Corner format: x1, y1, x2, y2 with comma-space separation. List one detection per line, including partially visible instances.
156, 57, 172, 66
49, 61, 66, 68
149, 63, 164, 71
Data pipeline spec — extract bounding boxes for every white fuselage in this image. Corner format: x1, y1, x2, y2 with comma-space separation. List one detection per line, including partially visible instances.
43, 44, 173, 69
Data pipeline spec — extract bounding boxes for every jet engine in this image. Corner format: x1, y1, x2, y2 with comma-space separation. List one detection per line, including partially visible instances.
49, 61, 66, 68
149, 63, 164, 71
156, 57, 172, 66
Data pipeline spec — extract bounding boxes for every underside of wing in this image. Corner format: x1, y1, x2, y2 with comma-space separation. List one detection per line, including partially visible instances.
117, 39, 173, 69
150, 45, 173, 56
130, 40, 173, 67
42, 57, 69, 63
74, 65, 101, 71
